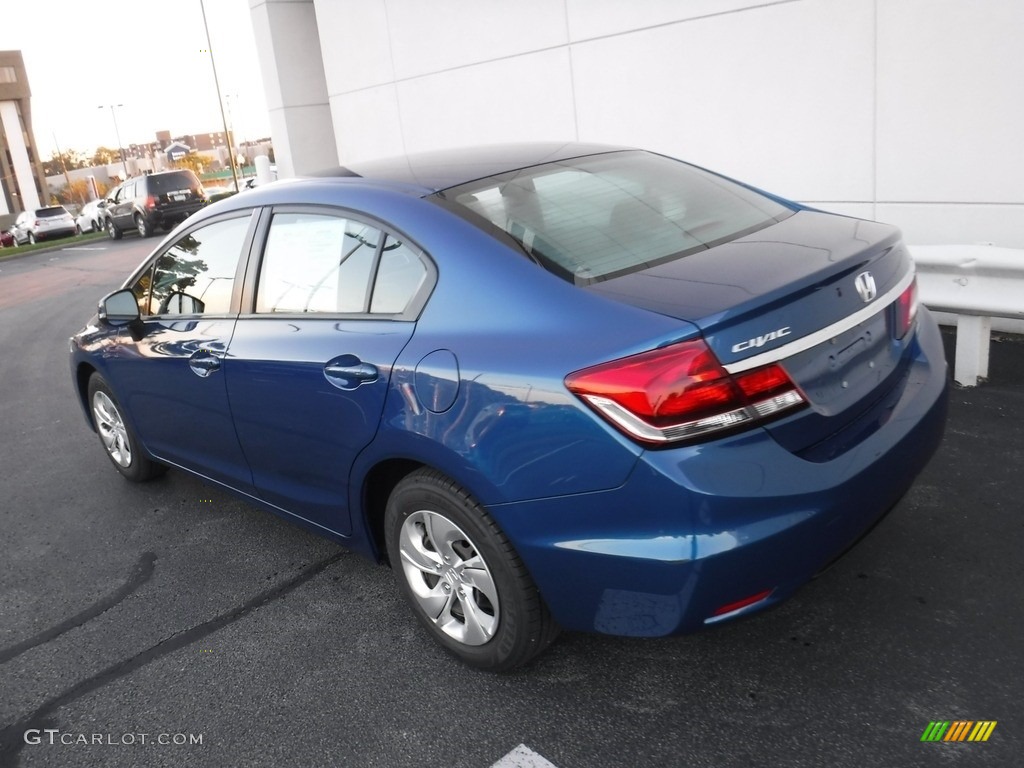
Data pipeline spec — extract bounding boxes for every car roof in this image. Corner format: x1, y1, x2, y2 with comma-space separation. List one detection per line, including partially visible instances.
315, 141, 631, 194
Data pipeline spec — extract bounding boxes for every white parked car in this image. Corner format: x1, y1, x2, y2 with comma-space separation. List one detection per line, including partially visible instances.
75, 199, 106, 234
12, 206, 77, 245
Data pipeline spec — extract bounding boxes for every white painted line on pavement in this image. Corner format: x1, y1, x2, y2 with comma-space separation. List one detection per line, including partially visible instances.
64, 246, 108, 251
490, 744, 559, 768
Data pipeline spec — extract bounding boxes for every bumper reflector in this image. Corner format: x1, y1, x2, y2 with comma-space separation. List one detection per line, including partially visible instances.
706, 589, 774, 623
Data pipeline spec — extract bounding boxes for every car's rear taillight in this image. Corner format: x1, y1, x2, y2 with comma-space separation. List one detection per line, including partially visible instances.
565, 339, 806, 445
894, 277, 918, 339
145, 196, 157, 209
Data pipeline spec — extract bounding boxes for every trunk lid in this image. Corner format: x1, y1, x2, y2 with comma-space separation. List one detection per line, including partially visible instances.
585, 210, 917, 454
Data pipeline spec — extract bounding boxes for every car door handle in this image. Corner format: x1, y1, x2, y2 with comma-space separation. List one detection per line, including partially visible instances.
188, 351, 222, 378
324, 356, 378, 391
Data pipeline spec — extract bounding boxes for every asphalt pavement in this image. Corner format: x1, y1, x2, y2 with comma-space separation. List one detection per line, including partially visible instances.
0, 239, 1021, 767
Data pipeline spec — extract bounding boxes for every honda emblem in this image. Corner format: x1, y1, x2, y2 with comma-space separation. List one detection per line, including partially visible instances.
854, 271, 877, 303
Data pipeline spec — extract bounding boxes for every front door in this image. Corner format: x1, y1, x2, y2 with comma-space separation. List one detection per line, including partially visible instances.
108, 181, 136, 231
106, 213, 257, 491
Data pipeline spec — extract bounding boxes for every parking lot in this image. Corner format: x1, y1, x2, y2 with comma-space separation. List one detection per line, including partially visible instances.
0, 240, 1021, 767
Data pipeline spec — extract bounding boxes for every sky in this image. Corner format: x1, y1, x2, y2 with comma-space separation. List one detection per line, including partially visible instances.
0, 0, 271, 160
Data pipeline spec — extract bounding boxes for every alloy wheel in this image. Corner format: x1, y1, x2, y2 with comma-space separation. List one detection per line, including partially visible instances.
92, 391, 132, 468
397, 509, 499, 646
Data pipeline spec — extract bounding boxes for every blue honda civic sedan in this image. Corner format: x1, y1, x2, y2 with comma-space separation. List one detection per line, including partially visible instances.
70, 143, 948, 670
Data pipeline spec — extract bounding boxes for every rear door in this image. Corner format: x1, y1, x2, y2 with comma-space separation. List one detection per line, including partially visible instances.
224, 207, 433, 535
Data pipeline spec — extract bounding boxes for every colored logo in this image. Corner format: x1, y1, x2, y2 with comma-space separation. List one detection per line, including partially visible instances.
921, 721, 997, 742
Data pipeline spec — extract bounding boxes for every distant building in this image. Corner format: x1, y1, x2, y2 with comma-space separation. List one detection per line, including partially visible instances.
155, 130, 233, 153
190, 131, 232, 152
0, 50, 46, 214
165, 141, 192, 162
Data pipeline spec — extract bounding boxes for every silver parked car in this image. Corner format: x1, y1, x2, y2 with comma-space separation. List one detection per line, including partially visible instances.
12, 206, 77, 245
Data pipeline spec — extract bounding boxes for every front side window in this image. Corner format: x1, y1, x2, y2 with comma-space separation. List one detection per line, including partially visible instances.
131, 216, 249, 316
442, 150, 795, 285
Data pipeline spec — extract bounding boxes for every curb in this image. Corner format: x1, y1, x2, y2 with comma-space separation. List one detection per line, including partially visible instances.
0, 234, 109, 264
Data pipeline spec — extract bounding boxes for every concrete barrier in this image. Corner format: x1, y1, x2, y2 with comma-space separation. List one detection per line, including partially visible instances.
910, 244, 1024, 386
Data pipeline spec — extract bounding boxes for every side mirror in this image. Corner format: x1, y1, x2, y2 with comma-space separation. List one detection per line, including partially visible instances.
161, 291, 206, 315
97, 200, 107, 209
98, 289, 140, 326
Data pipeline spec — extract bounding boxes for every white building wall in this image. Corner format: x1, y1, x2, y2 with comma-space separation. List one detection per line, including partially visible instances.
250, 0, 339, 176
252, 0, 1023, 247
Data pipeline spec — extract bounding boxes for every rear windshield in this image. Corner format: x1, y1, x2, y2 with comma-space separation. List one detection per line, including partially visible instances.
148, 171, 201, 194
440, 150, 794, 284
37, 207, 69, 218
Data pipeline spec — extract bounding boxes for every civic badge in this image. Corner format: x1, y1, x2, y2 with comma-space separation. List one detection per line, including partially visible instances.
854, 271, 877, 303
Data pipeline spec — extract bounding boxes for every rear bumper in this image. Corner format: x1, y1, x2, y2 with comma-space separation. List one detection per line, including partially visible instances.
34, 226, 76, 241
147, 204, 205, 228
489, 311, 949, 636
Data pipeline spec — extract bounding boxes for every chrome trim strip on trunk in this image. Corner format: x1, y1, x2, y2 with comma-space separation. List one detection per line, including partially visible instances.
723, 268, 916, 374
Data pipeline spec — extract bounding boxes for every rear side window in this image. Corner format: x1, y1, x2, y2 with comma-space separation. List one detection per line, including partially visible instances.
443, 150, 794, 285
148, 172, 202, 195
37, 207, 69, 218
255, 212, 428, 316
371, 236, 428, 313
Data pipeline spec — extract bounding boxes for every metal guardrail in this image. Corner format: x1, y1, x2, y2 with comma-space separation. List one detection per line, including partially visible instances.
910, 245, 1024, 386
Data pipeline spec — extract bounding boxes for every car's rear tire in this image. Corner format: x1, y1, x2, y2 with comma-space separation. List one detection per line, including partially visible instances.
136, 215, 152, 238
87, 374, 166, 482
385, 468, 559, 671
106, 219, 122, 240
28, 233, 36, 245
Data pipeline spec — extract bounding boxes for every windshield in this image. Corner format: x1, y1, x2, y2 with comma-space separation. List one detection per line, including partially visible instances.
441, 150, 795, 284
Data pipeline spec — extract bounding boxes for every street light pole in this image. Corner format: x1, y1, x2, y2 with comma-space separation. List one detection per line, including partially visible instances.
99, 104, 129, 179
199, 0, 239, 191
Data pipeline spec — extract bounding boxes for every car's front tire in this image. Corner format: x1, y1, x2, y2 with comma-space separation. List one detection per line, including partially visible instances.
385, 468, 559, 671
87, 374, 165, 482
106, 220, 122, 240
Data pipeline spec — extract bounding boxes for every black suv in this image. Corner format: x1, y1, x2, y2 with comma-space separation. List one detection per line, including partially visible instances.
103, 170, 208, 239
